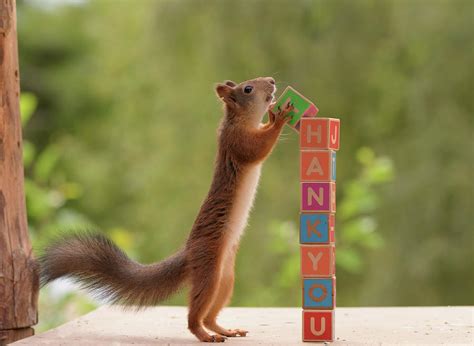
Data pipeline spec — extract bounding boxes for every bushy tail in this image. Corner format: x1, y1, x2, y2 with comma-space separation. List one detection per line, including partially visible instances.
39, 232, 188, 308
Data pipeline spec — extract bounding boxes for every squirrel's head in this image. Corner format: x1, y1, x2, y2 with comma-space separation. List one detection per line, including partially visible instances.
215, 77, 276, 126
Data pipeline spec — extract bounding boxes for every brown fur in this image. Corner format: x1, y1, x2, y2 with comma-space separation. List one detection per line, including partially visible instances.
39, 77, 293, 343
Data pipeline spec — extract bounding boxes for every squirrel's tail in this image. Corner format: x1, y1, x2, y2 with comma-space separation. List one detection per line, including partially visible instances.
39, 232, 188, 308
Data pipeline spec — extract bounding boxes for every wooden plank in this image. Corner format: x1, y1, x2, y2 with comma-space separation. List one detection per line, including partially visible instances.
0, 0, 38, 343
0, 328, 34, 346
11, 306, 474, 345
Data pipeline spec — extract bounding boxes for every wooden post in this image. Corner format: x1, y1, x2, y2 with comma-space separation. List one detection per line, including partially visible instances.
0, 0, 38, 344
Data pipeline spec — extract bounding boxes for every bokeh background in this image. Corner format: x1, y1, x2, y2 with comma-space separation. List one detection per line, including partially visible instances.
17, 0, 473, 331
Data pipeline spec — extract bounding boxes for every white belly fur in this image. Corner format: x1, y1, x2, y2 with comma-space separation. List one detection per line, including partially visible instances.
226, 164, 262, 248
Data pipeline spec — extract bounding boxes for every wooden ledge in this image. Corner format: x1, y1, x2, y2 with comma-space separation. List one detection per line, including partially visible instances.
12, 306, 473, 345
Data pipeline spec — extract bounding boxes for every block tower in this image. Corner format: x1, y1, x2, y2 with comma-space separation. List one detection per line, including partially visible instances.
273, 87, 341, 342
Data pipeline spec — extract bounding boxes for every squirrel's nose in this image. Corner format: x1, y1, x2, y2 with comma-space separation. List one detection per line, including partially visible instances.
266, 77, 275, 85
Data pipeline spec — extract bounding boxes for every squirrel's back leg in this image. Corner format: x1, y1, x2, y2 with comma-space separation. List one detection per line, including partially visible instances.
187, 253, 227, 342
203, 248, 248, 337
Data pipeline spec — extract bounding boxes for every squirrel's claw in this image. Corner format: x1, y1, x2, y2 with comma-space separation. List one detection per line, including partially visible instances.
278, 100, 294, 122
209, 334, 227, 342
268, 109, 276, 123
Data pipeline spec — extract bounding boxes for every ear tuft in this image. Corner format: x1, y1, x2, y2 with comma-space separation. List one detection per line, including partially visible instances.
224, 80, 237, 87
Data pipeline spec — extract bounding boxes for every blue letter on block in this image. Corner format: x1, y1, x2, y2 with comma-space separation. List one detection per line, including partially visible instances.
300, 214, 329, 243
303, 278, 334, 309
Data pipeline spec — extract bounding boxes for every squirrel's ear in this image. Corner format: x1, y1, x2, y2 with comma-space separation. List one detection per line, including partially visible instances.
224, 80, 237, 87
215, 83, 237, 105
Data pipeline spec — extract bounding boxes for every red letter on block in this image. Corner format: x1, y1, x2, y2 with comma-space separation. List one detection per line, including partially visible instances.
302, 310, 334, 342
329, 118, 340, 150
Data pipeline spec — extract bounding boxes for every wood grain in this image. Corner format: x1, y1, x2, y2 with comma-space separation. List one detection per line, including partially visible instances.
12, 306, 474, 345
0, 0, 38, 344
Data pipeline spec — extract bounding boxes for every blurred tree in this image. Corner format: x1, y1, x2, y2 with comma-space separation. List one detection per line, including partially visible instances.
20, 92, 90, 246
21, 92, 97, 332
246, 147, 393, 307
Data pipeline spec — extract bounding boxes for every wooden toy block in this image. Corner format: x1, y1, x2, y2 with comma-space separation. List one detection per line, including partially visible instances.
301, 244, 336, 277
300, 118, 340, 150
301, 182, 336, 213
300, 213, 335, 244
302, 277, 335, 309
302, 310, 335, 342
271, 86, 318, 131
300, 150, 336, 182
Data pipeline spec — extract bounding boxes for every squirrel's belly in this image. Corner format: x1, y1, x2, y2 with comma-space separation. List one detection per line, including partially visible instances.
226, 164, 262, 247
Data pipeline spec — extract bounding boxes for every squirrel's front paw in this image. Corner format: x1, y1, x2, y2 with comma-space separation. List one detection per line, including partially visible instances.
274, 100, 294, 125
267, 102, 277, 123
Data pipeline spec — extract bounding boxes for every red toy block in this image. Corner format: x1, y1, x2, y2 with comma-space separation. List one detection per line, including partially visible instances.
300, 150, 336, 182
301, 244, 336, 277
301, 182, 336, 213
300, 118, 340, 150
302, 310, 335, 342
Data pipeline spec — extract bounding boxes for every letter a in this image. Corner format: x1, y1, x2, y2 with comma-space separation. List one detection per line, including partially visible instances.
307, 124, 322, 144
306, 157, 323, 176
307, 187, 324, 207
310, 316, 326, 336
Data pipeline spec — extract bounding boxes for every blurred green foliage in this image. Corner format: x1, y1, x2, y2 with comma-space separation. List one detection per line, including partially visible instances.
21, 93, 142, 331
21, 92, 89, 247
16, 0, 473, 330
21, 93, 97, 332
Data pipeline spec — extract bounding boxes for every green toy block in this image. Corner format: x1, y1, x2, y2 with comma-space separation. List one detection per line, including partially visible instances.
271, 86, 319, 131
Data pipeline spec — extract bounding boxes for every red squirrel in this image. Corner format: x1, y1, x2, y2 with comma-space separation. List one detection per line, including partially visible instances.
39, 77, 294, 343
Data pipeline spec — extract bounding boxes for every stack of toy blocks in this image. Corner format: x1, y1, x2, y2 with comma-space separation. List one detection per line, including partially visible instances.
273, 87, 341, 342
300, 115, 340, 342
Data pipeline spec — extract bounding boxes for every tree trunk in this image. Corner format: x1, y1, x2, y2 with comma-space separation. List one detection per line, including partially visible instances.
0, 0, 38, 344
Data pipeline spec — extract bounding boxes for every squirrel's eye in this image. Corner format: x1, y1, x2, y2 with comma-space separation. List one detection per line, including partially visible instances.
244, 85, 253, 94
